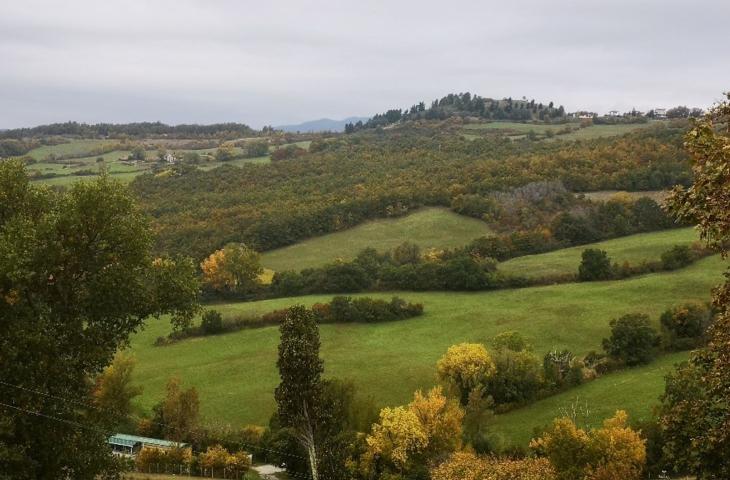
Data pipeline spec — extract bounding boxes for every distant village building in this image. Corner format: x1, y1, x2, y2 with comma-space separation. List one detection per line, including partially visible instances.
163, 152, 177, 164
608, 110, 620, 117
654, 108, 667, 119
569, 111, 596, 119
108, 433, 188, 458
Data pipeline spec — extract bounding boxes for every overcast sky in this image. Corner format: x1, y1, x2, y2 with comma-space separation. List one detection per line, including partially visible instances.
2, 0, 728, 129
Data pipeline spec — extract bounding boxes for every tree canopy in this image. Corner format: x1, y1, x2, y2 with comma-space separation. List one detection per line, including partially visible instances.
0, 160, 200, 479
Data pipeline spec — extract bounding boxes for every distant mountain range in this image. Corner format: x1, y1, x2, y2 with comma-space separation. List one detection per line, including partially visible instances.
275, 116, 369, 133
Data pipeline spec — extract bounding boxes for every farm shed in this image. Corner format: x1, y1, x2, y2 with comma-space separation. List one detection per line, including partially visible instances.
107, 433, 188, 457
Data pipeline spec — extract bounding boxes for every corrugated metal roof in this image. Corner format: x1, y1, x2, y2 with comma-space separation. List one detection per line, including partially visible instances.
108, 433, 187, 449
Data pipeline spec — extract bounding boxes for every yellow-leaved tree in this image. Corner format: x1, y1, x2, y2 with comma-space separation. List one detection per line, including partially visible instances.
364, 406, 428, 473
362, 386, 464, 477
431, 451, 556, 480
530, 410, 646, 480
436, 343, 496, 405
200, 243, 262, 294
92, 353, 142, 429
409, 386, 464, 459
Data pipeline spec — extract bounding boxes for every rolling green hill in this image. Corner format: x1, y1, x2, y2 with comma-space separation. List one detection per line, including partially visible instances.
261, 207, 493, 272
500, 227, 698, 278
128, 255, 725, 426
461, 121, 661, 141
490, 351, 689, 447
26, 141, 312, 186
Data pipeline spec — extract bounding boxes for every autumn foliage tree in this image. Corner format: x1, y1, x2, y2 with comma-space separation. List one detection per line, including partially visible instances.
659, 93, 730, 478
161, 377, 200, 443
530, 410, 646, 480
92, 353, 143, 430
362, 386, 463, 478
431, 451, 556, 480
436, 343, 496, 406
200, 243, 262, 295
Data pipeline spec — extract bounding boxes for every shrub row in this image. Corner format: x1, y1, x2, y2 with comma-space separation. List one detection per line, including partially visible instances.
268, 241, 711, 300
155, 296, 423, 346
487, 301, 714, 414
577, 242, 712, 282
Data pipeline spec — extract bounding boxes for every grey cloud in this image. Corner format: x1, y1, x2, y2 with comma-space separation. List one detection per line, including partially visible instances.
1, 0, 728, 128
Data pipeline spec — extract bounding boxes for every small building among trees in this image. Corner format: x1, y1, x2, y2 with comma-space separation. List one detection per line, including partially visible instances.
107, 433, 188, 458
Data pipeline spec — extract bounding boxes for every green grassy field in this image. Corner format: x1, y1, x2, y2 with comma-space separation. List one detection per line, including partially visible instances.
261, 207, 493, 272
553, 122, 659, 141
490, 351, 689, 447
26, 139, 115, 160
128, 255, 725, 427
27, 140, 317, 185
463, 122, 561, 133
500, 227, 698, 278
581, 190, 669, 203
461, 121, 660, 142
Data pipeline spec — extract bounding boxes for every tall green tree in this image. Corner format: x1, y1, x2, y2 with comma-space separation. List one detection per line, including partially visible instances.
0, 161, 200, 479
274, 305, 325, 480
602, 313, 660, 366
659, 94, 730, 478
578, 248, 613, 281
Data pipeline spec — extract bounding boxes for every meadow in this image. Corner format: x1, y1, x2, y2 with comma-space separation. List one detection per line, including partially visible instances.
581, 189, 669, 202
261, 207, 493, 272
460, 120, 659, 141
490, 351, 689, 447
26, 139, 116, 160
129, 255, 726, 426
27, 140, 313, 186
499, 227, 698, 278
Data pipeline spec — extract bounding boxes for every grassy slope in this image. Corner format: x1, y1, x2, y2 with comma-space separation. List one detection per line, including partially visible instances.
27, 140, 317, 185
261, 207, 493, 272
581, 190, 669, 202
490, 351, 689, 447
554, 122, 659, 141
500, 227, 698, 278
129, 256, 725, 426
461, 121, 659, 141
26, 139, 114, 160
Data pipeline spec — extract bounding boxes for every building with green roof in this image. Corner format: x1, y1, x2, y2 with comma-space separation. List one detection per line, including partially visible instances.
108, 433, 188, 457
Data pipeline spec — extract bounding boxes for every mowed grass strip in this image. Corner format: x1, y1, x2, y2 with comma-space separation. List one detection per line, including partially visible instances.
500, 227, 698, 278
490, 351, 689, 447
461, 121, 659, 141
129, 256, 726, 426
26, 139, 116, 160
261, 207, 493, 272
581, 190, 669, 203
551, 122, 660, 141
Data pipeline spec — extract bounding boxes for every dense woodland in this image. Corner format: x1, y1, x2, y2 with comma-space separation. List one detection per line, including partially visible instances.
3, 91, 726, 480
0, 121, 260, 140
131, 121, 690, 260
348, 92, 568, 132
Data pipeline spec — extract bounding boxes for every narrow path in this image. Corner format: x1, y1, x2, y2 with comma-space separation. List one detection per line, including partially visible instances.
252, 464, 286, 479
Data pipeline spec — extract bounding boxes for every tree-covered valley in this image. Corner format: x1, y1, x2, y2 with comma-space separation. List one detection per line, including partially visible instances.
2, 92, 729, 480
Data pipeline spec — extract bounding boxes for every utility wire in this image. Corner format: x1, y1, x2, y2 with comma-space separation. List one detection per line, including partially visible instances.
0, 379, 310, 462
0, 399, 313, 480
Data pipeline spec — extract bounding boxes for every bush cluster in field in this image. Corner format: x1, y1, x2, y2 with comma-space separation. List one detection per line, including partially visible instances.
267, 239, 710, 298
471, 301, 713, 416
154, 296, 423, 346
